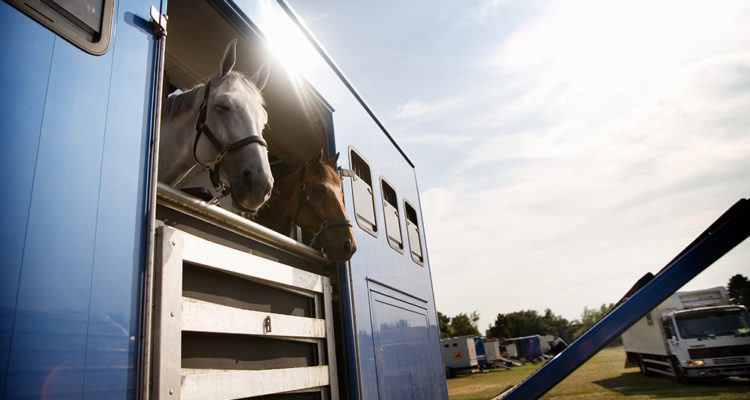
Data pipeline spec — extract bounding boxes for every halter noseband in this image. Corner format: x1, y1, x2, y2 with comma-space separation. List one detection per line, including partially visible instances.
292, 164, 352, 246
193, 79, 268, 202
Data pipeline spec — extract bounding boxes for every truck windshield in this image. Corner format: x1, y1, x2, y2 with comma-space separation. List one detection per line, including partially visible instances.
674, 308, 750, 339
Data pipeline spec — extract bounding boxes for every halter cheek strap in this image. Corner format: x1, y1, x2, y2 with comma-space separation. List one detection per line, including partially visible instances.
193, 79, 268, 202
291, 165, 352, 246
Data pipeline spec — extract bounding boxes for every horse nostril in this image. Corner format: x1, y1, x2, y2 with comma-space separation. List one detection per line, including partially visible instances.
242, 169, 253, 187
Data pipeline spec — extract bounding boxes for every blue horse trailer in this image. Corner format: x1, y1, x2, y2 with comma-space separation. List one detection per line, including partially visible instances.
0, 1, 448, 398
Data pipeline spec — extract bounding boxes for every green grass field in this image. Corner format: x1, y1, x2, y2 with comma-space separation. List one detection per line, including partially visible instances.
446, 346, 750, 400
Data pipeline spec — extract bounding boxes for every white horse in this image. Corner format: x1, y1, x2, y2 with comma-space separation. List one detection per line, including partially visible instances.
159, 40, 274, 213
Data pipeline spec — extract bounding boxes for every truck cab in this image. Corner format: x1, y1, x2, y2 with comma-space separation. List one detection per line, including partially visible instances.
624, 286, 750, 381
662, 305, 750, 378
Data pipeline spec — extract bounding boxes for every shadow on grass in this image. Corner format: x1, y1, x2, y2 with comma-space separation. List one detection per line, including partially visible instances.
594, 372, 750, 398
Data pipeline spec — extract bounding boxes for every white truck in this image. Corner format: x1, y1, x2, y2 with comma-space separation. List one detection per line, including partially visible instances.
622, 286, 750, 381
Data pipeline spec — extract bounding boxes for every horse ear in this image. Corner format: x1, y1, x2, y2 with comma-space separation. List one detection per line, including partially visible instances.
327, 152, 340, 168
314, 147, 324, 163
219, 39, 237, 78
249, 61, 271, 91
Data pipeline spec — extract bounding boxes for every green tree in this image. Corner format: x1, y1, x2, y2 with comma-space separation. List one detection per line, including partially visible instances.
437, 311, 480, 338
542, 308, 574, 343
573, 303, 621, 346
450, 311, 481, 337
728, 274, 750, 309
437, 311, 454, 338
486, 309, 552, 339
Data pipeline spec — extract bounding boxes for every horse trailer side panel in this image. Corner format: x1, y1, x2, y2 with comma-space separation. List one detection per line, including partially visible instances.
0, 6, 55, 396
0, 1, 159, 398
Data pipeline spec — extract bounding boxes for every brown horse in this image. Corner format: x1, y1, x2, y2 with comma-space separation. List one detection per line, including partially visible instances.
255, 150, 357, 262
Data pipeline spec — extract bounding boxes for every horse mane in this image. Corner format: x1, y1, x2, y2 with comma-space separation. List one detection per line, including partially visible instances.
162, 72, 264, 119
162, 84, 202, 118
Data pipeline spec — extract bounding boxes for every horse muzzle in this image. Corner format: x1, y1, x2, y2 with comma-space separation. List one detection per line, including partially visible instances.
322, 234, 357, 262
227, 168, 271, 209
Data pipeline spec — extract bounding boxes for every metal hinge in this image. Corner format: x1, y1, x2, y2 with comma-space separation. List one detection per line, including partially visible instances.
150, 5, 168, 37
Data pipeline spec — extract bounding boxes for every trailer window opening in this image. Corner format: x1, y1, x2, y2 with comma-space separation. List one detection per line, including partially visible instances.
7, 0, 114, 55
349, 149, 377, 237
380, 178, 403, 252
661, 318, 674, 339
404, 201, 423, 266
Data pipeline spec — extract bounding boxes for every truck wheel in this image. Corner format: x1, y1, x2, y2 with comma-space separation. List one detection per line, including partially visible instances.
670, 357, 690, 384
638, 356, 653, 377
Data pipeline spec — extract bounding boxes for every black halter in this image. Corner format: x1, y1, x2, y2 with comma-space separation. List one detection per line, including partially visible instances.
292, 164, 352, 246
193, 79, 268, 201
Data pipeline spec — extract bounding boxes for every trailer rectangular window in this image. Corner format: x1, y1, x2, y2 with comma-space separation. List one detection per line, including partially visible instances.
349, 148, 377, 237
380, 178, 403, 252
7, 0, 115, 55
404, 200, 423, 265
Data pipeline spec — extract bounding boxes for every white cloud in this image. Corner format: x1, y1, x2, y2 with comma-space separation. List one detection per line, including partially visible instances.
394, 98, 458, 120
418, 0, 750, 329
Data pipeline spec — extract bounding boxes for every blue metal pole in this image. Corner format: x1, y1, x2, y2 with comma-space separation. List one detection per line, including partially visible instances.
499, 198, 750, 400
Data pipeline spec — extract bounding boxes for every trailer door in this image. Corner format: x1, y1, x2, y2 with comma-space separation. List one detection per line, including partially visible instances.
0, 1, 163, 398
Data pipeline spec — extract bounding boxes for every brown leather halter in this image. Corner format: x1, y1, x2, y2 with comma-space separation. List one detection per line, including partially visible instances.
193, 79, 268, 201
292, 164, 352, 246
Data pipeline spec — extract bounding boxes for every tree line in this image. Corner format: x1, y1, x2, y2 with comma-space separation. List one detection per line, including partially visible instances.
439, 305, 614, 345
439, 273, 749, 345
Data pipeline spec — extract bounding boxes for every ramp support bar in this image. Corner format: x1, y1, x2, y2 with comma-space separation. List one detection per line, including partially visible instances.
499, 198, 750, 400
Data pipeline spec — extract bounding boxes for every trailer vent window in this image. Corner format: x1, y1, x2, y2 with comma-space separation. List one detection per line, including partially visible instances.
349, 149, 377, 237
7, 0, 115, 55
404, 201, 423, 266
380, 179, 403, 252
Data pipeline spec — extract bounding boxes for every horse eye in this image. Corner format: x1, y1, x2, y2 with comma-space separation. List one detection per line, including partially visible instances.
313, 186, 327, 196
214, 104, 230, 112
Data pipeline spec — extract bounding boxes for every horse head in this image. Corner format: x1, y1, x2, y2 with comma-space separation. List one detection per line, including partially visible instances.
193, 40, 274, 213
289, 149, 357, 262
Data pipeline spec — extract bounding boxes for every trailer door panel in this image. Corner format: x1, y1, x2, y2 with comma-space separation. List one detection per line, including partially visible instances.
0, 1, 160, 398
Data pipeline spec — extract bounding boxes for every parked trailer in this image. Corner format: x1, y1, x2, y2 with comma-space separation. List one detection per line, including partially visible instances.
483, 339, 503, 365
507, 335, 544, 362
0, 1, 448, 398
501, 340, 519, 359
441, 336, 479, 377
622, 287, 750, 380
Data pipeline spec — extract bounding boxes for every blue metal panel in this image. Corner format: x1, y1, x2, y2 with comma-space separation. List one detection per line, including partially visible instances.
474, 337, 487, 367
0, 1, 158, 398
83, 4, 158, 397
369, 287, 439, 399
0, 4, 55, 396
503, 198, 750, 400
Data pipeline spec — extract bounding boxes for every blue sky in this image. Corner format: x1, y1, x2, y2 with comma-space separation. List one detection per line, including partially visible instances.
288, 0, 750, 331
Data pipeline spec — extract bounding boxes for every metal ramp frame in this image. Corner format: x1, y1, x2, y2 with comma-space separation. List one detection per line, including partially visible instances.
151, 225, 339, 399
498, 198, 750, 399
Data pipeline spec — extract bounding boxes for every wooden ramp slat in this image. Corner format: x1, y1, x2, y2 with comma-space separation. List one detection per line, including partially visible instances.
182, 298, 326, 338
181, 366, 330, 400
